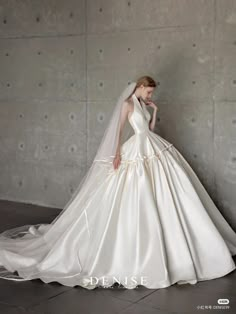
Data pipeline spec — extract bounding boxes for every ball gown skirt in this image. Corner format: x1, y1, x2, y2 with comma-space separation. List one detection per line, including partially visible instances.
0, 93, 236, 290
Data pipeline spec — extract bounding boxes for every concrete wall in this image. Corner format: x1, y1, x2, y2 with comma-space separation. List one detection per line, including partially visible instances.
0, 0, 235, 228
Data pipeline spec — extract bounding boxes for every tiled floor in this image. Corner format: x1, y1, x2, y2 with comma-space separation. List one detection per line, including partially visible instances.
0, 199, 235, 314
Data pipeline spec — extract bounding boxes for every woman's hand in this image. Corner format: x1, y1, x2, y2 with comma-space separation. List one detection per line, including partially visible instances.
146, 99, 159, 111
113, 154, 121, 170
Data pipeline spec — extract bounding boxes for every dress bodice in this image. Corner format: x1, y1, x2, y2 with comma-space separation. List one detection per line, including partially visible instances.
128, 93, 151, 134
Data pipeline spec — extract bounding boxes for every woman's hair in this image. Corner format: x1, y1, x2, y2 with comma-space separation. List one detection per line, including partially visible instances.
126, 76, 157, 102
135, 75, 157, 89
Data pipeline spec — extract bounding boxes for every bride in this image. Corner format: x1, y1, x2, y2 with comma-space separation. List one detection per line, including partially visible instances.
0, 75, 236, 290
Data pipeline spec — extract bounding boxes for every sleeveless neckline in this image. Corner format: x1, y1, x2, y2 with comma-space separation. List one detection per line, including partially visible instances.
132, 93, 143, 111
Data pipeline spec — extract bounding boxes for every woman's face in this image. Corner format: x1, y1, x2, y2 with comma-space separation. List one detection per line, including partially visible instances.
141, 86, 155, 101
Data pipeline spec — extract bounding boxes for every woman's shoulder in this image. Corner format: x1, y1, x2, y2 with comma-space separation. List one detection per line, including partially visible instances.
123, 97, 134, 115
124, 96, 134, 111
125, 95, 135, 105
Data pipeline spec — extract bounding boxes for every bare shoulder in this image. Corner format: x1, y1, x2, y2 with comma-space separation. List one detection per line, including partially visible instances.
124, 97, 134, 112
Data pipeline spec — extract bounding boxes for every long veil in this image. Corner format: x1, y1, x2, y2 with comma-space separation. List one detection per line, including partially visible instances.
0, 81, 137, 281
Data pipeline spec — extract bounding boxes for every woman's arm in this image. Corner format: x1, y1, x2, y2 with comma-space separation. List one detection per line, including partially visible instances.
146, 99, 159, 132
149, 107, 158, 132
113, 101, 130, 170
115, 101, 130, 156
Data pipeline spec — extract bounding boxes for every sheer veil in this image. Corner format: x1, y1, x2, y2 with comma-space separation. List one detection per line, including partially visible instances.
51, 81, 137, 224
0, 81, 137, 280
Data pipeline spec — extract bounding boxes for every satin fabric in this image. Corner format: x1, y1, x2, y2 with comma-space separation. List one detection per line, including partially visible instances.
0, 93, 236, 290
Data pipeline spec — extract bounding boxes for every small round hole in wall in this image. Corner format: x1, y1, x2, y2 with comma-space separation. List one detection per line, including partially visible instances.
18, 142, 25, 150
99, 7, 103, 12
69, 113, 75, 120
69, 144, 77, 153
97, 112, 105, 123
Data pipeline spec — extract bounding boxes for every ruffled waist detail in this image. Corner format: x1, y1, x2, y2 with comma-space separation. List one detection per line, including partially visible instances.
93, 143, 174, 164
93, 131, 174, 165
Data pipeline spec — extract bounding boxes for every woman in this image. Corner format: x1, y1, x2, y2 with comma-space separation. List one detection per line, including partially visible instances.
0, 76, 236, 290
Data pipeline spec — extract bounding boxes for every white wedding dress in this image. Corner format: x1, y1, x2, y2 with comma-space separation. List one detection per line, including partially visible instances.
0, 93, 236, 290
